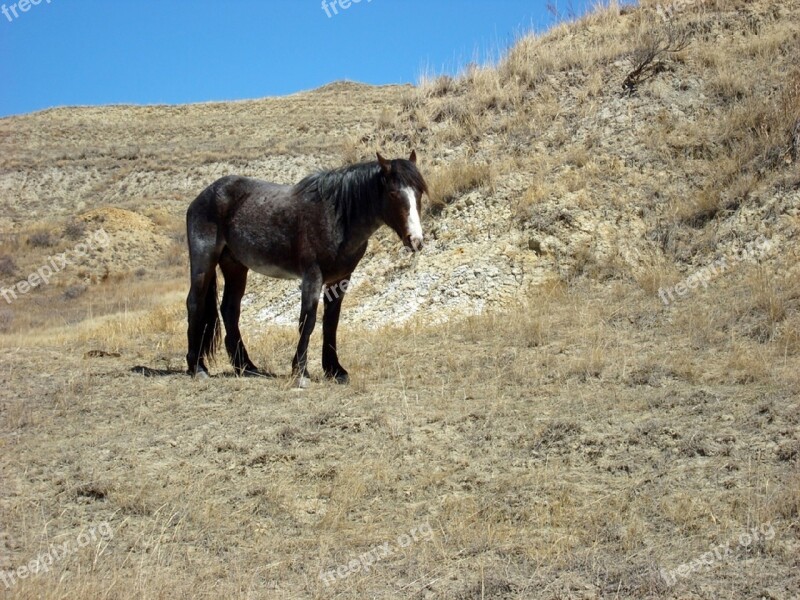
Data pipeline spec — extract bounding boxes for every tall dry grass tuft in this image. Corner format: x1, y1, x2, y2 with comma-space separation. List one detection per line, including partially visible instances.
426, 161, 493, 214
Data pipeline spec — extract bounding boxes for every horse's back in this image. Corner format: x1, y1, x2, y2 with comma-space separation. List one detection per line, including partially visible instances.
193, 175, 289, 205
220, 175, 291, 196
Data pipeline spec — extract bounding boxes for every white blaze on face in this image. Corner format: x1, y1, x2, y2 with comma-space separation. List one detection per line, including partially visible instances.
401, 187, 423, 248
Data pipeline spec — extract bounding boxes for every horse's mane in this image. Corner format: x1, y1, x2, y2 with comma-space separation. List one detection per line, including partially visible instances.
294, 160, 428, 236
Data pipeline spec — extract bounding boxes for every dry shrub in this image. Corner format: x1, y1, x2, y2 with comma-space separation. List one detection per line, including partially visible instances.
64, 219, 87, 240
28, 230, 57, 248
63, 284, 88, 300
499, 1, 634, 93
0, 255, 16, 277
623, 22, 691, 94
728, 266, 800, 345
458, 279, 567, 348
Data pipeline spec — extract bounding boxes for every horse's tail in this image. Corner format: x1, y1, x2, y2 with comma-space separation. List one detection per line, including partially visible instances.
198, 272, 221, 363
186, 179, 232, 375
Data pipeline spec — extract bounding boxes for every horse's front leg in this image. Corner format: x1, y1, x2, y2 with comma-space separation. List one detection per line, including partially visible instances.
322, 276, 351, 384
292, 268, 323, 389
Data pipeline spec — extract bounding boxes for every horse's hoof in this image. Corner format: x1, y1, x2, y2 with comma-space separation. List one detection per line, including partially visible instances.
294, 376, 311, 390
193, 370, 210, 380
324, 367, 350, 384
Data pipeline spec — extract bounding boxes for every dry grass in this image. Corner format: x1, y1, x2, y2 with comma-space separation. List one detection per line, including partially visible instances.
660, 15, 800, 228
1, 273, 799, 598
512, 181, 549, 221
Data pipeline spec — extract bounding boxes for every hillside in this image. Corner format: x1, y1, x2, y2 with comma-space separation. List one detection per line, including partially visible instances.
1, 1, 799, 598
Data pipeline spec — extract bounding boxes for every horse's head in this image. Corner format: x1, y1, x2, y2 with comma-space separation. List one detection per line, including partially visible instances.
377, 151, 428, 252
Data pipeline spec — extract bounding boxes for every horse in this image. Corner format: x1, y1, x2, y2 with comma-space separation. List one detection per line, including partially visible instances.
185, 151, 427, 388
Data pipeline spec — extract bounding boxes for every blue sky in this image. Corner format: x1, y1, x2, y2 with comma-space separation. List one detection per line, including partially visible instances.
0, 0, 600, 117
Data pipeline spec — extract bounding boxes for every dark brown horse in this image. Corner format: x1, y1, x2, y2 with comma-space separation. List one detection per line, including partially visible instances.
185, 151, 427, 387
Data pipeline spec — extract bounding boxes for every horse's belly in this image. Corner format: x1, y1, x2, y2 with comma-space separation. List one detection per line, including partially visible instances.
251, 262, 299, 280
227, 242, 300, 280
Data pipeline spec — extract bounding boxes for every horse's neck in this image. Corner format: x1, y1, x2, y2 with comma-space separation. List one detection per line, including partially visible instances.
341, 209, 383, 255
339, 178, 384, 251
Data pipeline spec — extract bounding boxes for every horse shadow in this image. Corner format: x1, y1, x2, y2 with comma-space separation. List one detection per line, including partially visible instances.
130, 365, 183, 377
130, 365, 277, 379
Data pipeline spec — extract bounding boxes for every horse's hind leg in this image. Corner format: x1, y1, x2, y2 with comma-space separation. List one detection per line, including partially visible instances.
219, 250, 259, 376
186, 257, 220, 379
186, 196, 223, 378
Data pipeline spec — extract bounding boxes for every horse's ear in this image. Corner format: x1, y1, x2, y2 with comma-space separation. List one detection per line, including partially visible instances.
409, 150, 417, 164
377, 152, 392, 175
